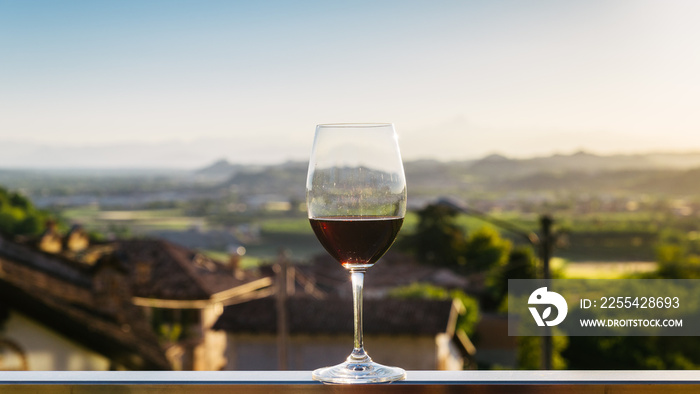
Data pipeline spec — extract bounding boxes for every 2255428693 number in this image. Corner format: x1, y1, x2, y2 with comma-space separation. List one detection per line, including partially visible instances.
600, 296, 680, 309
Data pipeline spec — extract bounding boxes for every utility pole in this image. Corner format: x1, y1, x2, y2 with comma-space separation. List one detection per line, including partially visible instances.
540, 215, 554, 281
275, 249, 289, 370
539, 214, 554, 370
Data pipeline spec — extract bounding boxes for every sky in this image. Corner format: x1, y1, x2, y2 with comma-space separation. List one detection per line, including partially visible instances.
1, 0, 699, 168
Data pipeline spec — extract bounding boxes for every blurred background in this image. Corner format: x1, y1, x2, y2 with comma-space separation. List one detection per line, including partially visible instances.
0, 0, 699, 372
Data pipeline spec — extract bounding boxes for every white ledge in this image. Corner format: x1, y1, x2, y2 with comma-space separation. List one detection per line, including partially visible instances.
0, 370, 698, 385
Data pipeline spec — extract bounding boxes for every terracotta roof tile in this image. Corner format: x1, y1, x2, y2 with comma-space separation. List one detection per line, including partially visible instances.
295, 252, 470, 297
115, 239, 253, 300
213, 295, 453, 336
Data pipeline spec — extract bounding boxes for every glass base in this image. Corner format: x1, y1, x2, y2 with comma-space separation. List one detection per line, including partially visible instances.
312, 358, 406, 384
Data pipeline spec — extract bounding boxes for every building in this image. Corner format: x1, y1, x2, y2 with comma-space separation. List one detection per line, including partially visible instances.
117, 238, 272, 370
0, 234, 169, 370
213, 295, 470, 371
0, 232, 273, 371
213, 253, 475, 371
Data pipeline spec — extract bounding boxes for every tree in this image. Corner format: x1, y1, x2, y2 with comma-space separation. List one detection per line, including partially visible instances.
399, 204, 515, 275
464, 227, 511, 273
399, 203, 468, 268
651, 229, 700, 279
484, 245, 539, 311
0, 187, 49, 236
389, 283, 479, 337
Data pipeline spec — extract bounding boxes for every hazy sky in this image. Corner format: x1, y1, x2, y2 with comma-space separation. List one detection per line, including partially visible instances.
1, 0, 699, 168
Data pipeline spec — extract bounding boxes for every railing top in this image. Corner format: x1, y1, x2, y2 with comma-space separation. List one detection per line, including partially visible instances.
0, 370, 698, 385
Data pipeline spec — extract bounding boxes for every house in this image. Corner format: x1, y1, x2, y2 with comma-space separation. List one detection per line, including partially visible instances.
0, 234, 169, 370
213, 295, 469, 371
0, 232, 274, 371
114, 238, 273, 370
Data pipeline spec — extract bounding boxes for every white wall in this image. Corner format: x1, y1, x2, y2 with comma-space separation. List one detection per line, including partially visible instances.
3, 310, 110, 370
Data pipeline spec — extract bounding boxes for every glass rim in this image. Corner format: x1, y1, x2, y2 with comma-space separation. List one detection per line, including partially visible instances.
316, 123, 393, 129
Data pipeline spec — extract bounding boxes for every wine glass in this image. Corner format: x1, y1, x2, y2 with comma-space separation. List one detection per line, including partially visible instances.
306, 123, 407, 384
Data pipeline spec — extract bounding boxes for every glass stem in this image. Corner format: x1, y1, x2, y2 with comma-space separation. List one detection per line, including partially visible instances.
348, 270, 370, 363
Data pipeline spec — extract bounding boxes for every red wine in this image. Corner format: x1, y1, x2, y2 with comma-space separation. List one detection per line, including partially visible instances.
309, 216, 403, 269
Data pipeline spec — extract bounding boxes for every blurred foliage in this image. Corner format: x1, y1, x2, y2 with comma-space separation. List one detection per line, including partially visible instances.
517, 336, 569, 370
398, 203, 468, 268
150, 308, 199, 344
0, 186, 50, 236
464, 227, 512, 273
649, 229, 700, 279
564, 230, 700, 370
398, 204, 516, 276
398, 203, 544, 309
485, 245, 540, 311
389, 282, 479, 337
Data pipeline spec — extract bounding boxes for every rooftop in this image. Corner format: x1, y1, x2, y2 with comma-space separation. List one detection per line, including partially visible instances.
0, 234, 170, 370
213, 296, 454, 335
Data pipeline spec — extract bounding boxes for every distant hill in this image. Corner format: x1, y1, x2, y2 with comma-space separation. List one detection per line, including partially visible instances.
222, 161, 308, 199
467, 151, 700, 179
195, 151, 700, 198
469, 152, 700, 195
194, 159, 248, 181
4, 150, 700, 211
405, 151, 700, 196
192, 151, 700, 178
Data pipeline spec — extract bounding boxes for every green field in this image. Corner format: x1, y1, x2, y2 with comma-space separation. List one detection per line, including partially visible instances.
562, 261, 657, 279
61, 206, 206, 234
59, 206, 322, 262
58, 206, 665, 272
